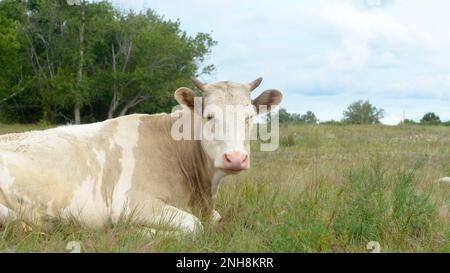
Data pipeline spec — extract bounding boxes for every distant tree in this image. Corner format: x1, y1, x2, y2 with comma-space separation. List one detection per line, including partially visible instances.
274, 108, 318, 124
300, 111, 319, 124
342, 100, 384, 125
401, 119, 418, 125
420, 112, 441, 125
277, 108, 291, 123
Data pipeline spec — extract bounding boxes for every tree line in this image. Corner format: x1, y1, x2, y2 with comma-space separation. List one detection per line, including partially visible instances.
0, 0, 216, 124
277, 100, 450, 126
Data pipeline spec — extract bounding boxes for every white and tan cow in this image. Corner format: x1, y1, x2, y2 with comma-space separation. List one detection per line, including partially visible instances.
438, 177, 450, 183
0, 78, 282, 233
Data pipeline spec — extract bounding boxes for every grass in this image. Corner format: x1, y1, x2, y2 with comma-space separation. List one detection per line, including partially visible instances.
0, 123, 449, 252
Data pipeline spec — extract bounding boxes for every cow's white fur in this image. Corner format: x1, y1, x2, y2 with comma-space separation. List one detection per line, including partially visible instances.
0, 157, 15, 194
211, 171, 226, 198
45, 200, 55, 217
61, 148, 109, 228
110, 118, 141, 223
50, 121, 104, 138
156, 205, 202, 233
438, 177, 450, 183
200, 100, 255, 170
211, 210, 222, 223
0, 204, 9, 224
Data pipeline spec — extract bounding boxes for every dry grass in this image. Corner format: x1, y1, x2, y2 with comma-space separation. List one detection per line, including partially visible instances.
0, 123, 449, 252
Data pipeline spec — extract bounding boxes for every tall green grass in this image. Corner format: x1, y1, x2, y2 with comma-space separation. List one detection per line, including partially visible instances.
0, 123, 449, 252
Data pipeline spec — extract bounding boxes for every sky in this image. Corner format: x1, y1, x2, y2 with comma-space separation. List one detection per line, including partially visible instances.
107, 0, 450, 124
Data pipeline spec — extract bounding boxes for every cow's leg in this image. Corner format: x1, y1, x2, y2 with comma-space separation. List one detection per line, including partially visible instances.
211, 210, 222, 224
0, 204, 14, 225
130, 197, 203, 234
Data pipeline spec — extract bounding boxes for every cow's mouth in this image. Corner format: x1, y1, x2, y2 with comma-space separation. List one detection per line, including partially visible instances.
220, 168, 247, 174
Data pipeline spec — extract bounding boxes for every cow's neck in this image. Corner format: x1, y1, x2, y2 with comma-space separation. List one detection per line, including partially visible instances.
168, 110, 229, 218
211, 171, 226, 200
169, 109, 216, 218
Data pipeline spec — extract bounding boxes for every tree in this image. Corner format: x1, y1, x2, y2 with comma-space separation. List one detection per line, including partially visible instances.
273, 108, 318, 124
277, 108, 291, 123
420, 112, 441, 125
300, 111, 318, 124
401, 119, 418, 125
342, 100, 384, 125
74, 0, 86, 124
0, 0, 216, 123
0, 0, 35, 122
98, 10, 216, 119
0, 16, 21, 101
1, 0, 99, 123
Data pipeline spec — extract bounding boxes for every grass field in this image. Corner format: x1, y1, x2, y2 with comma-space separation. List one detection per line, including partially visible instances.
0, 123, 449, 253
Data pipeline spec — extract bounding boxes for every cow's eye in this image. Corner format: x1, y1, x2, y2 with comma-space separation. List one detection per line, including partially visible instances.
206, 114, 214, 121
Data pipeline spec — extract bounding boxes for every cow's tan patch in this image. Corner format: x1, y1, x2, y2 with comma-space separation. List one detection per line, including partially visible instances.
128, 113, 214, 220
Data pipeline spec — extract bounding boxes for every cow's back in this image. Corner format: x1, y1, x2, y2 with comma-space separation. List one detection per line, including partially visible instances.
0, 115, 144, 228
0, 113, 205, 229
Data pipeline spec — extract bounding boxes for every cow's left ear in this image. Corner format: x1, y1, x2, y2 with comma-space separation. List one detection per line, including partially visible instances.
174, 87, 196, 108
252, 89, 283, 114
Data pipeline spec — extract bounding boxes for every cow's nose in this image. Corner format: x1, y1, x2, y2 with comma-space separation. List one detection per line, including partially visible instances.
223, 152, 249, 171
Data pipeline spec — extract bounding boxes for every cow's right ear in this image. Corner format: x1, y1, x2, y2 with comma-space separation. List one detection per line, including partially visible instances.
174, 87, 196, 108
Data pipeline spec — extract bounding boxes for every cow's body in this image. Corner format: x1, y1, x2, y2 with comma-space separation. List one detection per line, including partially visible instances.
438, 177, 450, 183
0, 113, 217, 231
0, 78, 282, 233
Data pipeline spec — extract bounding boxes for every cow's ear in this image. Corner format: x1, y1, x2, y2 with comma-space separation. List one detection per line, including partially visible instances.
252, 89, 283, 114
174, 87, 196, 108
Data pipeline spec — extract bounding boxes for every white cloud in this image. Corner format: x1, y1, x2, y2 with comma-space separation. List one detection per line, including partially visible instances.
366, 0, 383, 7
106, 0, 450, 123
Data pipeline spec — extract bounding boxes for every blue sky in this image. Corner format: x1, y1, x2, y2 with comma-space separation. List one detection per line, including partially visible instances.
108, 0, 450, 124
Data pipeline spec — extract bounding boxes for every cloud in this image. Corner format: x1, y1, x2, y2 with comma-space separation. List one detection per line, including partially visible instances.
106, 0, 450, 122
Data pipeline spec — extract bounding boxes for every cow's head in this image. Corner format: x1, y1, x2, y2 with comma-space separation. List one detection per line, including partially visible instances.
174, 77, 282, 174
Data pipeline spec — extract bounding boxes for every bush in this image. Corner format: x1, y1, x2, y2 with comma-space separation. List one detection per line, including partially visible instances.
280, 132, 297, 147
333, 158, 438, 249
343, 100, 384, 125
273, 108, 319, 124
401, 119, 418, 125
420, 112, 441, 125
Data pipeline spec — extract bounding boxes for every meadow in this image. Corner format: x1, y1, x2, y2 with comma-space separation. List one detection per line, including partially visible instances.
0, 123, 449, 253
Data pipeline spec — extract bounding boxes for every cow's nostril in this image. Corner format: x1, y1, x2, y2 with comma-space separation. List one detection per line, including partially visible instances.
223, 152, 249, 171
224, 153, 232, 163
242, 154, 248, 163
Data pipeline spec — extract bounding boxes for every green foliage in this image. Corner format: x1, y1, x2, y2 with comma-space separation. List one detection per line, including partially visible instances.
280, 132, 297, 147
343, 100, 384, 125
0, 0, 216, 123
0, 16, 20, 95
420, 112, 441, 125
275, 108, 319, 124
300, 111, 319, 124
401, 119, 418, 125
333, 158, 437, 247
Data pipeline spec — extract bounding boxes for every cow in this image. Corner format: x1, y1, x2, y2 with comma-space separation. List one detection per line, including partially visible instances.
0, 77, 282, 233
438, 177, 450, 183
